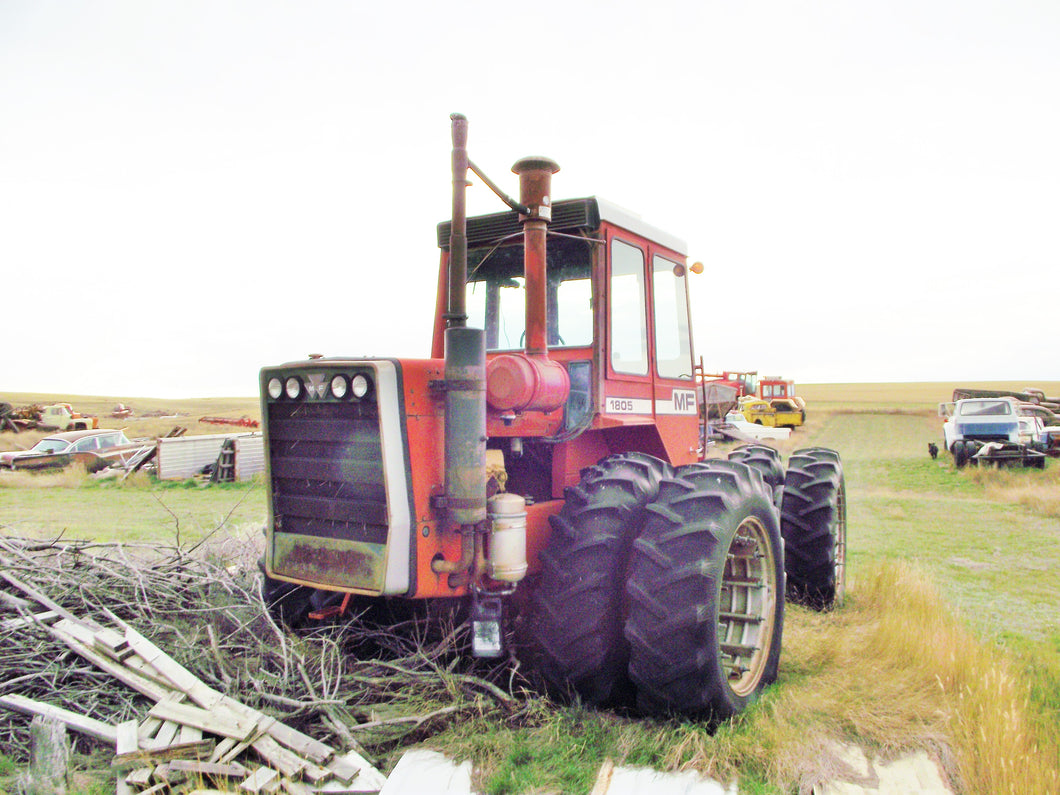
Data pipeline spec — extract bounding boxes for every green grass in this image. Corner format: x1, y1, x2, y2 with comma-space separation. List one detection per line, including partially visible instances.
0, 751, 113, 795
0, 473, 265, 545
796, 410, 1060, 650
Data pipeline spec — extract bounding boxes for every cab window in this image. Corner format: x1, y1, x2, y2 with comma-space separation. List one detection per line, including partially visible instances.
610, 240, 648, 375
464, 237, 593, 350
652, 256, 693, 380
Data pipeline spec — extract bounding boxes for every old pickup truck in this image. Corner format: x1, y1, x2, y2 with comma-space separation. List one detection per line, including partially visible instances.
741, 397, 805, 429
37, 404, 99, 431
939, 397, 1047, 468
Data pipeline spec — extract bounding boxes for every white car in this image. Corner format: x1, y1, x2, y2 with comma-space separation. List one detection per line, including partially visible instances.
0, 429, 142, 472
1018, 416, 1045, 446
722, 411, 791, 440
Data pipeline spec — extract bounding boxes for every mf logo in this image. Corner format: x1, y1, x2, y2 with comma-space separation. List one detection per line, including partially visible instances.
305, 372, 327, 399
673, 389, 697, 414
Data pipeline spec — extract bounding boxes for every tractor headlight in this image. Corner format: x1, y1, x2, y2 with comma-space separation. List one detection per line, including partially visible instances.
267, 377, 283, 400
285, 376, 302, 400
351, 374, 371, 399
330, 375, 348, 399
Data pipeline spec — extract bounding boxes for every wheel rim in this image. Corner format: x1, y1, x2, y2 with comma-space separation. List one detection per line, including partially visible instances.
719, 515, 778, 697
834, 482, 847, 606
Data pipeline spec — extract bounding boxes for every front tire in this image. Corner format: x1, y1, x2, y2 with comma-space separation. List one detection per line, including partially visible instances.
260, 570, 314, 627
527, 452, 670, 706
780, 449, 847, 609
625, 460, 784, 720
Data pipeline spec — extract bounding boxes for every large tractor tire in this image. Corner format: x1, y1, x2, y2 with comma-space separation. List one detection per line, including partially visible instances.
780, 448, 847, 609
527, 452, 670, 706
625, 460, 784, 720
727, 444, 785, 506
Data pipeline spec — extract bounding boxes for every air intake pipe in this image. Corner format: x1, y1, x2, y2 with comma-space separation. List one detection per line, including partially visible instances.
484, 157, 570, 414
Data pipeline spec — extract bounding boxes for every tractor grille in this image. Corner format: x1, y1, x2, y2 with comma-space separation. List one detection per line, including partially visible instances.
266, 383, 387, 546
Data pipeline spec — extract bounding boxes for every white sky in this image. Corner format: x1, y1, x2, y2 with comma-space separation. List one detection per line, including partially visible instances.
2, 1, 1058, 398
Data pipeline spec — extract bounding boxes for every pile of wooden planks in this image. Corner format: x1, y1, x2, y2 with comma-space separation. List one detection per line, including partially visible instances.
0, 576, 387, 794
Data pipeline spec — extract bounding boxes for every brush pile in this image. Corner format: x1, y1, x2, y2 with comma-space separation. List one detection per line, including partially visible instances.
0, 532, 524, 791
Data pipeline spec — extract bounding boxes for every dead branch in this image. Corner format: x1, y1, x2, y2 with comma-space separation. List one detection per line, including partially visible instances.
0, 533, 530, 768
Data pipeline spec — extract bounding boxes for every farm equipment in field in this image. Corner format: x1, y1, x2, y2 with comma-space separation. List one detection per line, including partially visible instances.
703, 372, 806, 422
199, 416, 260, 429
704, 370, 759, 400
36, 403, 99, 431
0, 403, 18, 433
758, 375, 798, 402
257, 115, 847, 720
0, 403, 98, 433
952, 387, 1060, 412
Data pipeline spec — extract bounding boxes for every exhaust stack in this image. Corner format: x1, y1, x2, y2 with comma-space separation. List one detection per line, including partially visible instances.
442, 114, 486, 528
483, 157, 570, 414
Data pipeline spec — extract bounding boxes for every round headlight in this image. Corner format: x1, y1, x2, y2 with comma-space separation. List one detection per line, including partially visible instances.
285, 376, 302, 399
267, 377, 283, 400
330, 375, 348, 399
351, 374, 370, 399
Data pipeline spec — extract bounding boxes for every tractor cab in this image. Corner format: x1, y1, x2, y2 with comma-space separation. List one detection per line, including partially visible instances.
431, 196, 702, 504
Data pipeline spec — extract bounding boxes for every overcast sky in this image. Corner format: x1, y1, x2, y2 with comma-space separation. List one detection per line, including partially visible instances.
2, 1, 1058, 398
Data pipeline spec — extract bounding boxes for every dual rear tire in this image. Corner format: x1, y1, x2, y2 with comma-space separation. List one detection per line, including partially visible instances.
526, 452, 671, 705
528, 445, 845, 719
625, 460, 784, 719
780, 448, 847, 609
527, 454, 785, 721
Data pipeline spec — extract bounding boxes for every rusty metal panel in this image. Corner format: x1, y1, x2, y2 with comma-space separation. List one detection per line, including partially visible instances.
272, 533, 387, 594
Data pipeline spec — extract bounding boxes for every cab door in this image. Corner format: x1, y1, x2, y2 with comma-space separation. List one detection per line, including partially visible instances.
603, 232, 698, 465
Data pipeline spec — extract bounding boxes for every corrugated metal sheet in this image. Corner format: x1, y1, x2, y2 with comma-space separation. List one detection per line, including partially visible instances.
234, 434, 264, 480
156, 432, 263, 480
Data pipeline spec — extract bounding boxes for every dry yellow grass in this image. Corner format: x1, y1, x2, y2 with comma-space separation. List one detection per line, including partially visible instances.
800, 380, 1060, 413
0, 463, 90, 489
759, 560, 1060, 793
473, 559, 1059, 793
965, 464, 1060, 519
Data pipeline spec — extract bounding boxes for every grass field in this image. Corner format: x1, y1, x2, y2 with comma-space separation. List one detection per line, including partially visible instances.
1, 382, 1058, 793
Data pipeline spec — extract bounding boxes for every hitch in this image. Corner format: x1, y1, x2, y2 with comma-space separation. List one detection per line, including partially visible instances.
308, 592, 352, 621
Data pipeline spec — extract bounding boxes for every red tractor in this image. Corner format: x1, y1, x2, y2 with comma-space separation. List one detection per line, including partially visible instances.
709, 370, 759, 398
758, 376, 797, 402
258, 115, 846, 720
